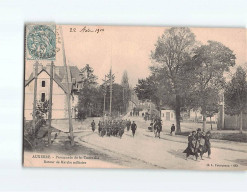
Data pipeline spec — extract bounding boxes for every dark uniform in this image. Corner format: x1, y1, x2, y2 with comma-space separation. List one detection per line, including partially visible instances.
183, 131, 199, 160
98, 121, 102, 134
204, 132, 211, 158
170, 124, 175, 135
126, 120, 131, 131
131, 121, 137, 137
91, 120, 95, 132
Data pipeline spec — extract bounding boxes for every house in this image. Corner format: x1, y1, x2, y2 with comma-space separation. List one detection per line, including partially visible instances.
161, 106, 175, 121
24, 63, 82, 120
188, 109, 217, 123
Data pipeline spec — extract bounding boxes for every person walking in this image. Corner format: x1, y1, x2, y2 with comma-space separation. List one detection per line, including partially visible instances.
170, 124, 175, 135
126, 120, 131, 131
131, 121, 137, 137
91, 120, 96, 132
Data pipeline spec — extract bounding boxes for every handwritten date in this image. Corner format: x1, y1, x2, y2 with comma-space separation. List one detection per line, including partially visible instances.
70, 26, 104, 34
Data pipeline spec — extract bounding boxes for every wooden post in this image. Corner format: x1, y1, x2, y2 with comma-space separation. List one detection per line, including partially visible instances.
48, 61, 54, 145
222, 93, 225, 130
109, 67, 112, 116
32, 61, 38, 134
60, 26, 74, 146
103, 75, 106, 117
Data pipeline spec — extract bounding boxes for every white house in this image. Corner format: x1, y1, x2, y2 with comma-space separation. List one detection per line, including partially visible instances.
161, 106, 175, 121
24, 63, 82, 120
189, 109, 217, 123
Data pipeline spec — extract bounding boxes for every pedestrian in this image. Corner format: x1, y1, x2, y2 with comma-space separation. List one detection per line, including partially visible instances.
126, 120, 131, 131
131, 121, 137, 137
204, 131, 211, 159
155, 119, 162, 138
170, 124, 175, 135
183, 131, 198, 160
98, 121, 102, 134
195, 128, 205, 160
91, 120, 96, 132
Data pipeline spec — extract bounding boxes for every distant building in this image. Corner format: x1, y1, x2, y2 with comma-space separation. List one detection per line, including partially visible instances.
161, 106, 175, 121
189, 109, 217, 123
24, 63, 82, 120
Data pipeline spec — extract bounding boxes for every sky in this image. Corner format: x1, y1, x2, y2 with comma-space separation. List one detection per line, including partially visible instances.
25, 25, 247, 86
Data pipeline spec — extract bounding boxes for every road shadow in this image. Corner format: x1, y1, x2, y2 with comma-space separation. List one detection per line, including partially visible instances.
167, 149, 189, 160
229, 159, 247, 166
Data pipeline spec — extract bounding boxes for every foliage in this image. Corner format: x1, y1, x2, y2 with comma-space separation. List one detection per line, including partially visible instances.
149, 27, 197, 132
225, 66, 247, 115
104, 83, 126, 115
121, 71, 131, 113
78, 64, 102, 119
80, 64, 98, 86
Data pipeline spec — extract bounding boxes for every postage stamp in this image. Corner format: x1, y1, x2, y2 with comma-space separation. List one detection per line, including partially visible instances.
25, 24, 56, 60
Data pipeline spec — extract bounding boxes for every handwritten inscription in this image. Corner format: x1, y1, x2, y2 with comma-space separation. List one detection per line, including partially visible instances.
70, 26, 104, 34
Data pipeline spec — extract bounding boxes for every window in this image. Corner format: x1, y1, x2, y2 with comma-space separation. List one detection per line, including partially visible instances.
41, 93, 45, 102
171, 113, 173, 118
42, 81, 45, 87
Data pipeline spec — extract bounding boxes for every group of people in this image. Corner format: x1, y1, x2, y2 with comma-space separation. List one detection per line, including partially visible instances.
92, 118, 212, 161
183, 128, 211, 161
91, 119, 138, 138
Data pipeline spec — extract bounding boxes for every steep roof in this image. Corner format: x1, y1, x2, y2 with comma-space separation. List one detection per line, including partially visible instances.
25, 65, 81, 93
69, 66, 81, 82
25, 69, 69, 93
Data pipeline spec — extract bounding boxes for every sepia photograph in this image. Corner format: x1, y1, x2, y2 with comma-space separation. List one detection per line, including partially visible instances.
23, 24, 247, 170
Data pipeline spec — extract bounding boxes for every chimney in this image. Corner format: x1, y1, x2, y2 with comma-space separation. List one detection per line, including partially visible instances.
46, 63, 55, 77
33, 62, 43, 74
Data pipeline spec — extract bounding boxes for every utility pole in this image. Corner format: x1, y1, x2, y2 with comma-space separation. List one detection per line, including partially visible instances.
60, 26, 74, 146
222, 92, 225, 130
123, 87, 125, 113
109, 67, 113, 116
103, 75, 106, 118
32, 61, 38, 134
48, 61, 54, 145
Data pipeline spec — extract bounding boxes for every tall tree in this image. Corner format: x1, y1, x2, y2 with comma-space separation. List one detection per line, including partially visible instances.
135, 74, 170, 114
80, 64, 98, 86
225, 66, 247, 133
121, 71, 131, 113
191, 41, 235, 130
78, 64, 100, 119
151, 27, 196, 132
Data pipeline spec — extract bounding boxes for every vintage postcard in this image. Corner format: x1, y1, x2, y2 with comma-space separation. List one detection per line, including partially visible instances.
23, 23, 247, 170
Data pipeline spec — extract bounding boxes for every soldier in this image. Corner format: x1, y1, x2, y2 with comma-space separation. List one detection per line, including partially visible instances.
98, 121, 102, 134
131, 121, 137, 137
195, 128, 206, 160
91, 120, 96, 132
126, 119, 131, 131
119, 121, 124, 139
170, 124, 175, 135
183, 131, 198, 160
101, 121, 106, 137
204, 131, 211, 159
155, 119, 162, 138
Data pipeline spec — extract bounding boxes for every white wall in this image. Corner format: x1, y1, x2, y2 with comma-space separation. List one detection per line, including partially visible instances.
24, 71, 67, 120
161, 110, 175, 121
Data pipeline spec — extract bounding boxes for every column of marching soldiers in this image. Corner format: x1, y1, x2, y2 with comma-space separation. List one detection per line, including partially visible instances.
90, 118, 212, 161
90, 119, 137, 139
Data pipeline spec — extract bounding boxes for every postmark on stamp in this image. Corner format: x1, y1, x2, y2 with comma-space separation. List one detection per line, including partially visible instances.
26, 24, 56, 60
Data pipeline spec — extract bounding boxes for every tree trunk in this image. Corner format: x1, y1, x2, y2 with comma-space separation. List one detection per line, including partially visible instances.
175, 94, 181, 133
240, 111, 243, 134
202, 114, 206, 131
